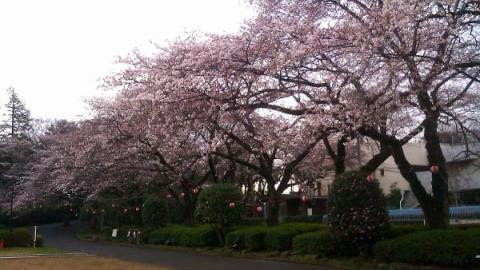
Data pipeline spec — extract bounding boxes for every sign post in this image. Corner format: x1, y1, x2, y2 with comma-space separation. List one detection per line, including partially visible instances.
33, 226, 37, 248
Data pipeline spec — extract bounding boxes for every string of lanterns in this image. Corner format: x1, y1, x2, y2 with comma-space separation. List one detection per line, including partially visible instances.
83, 204, 142, 215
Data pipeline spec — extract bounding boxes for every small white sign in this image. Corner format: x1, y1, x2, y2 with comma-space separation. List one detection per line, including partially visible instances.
307, 208, 313, 216
112, 229, 118, 238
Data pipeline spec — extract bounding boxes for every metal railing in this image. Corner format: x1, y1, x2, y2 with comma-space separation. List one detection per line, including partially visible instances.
388, 206, 480, 224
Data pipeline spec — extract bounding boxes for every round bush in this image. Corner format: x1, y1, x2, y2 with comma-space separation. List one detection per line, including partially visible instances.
328, 171, 388, 255
374, 229, 480, 267
195, 183, 244, 245
142, 195, 169, 229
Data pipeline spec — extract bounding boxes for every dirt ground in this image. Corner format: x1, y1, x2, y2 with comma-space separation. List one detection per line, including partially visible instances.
0, 256, 170, 270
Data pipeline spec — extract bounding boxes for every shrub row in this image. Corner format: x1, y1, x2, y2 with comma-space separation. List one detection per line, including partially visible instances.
292, 231, 335, 257
282, 215, 324, 224
373, 229, 480, 268
225, 223, 326, 251
0, 228, 41, 247
149, 225, 219, 247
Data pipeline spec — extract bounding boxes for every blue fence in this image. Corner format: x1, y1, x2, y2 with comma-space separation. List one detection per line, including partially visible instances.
388, 206, 480, 224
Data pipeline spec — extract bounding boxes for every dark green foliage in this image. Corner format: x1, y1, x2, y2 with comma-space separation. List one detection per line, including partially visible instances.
385, 184, 402, 209
35, 234, 44, 247
239, 217, 265, 226
292, 231, 336, 257
225, 229, 246, 249
0, 224, 7, 230
279, 223, 326, 233
0, 228, 33, 247
195, 183, 244, 245
328, 171, 388, 254
12, 228, 33, 247
142, 196, 168, 228
12, 206, 66, 226
374, 229, 480, 267
225, 223, 326, 251
148, 225, 219, 247
0, 87, 32, 139
265, 227, 297, 251
384, 224, 426, 239
244, 227, 269, 251
0, 230, 15, 247
283, 215, 325, 223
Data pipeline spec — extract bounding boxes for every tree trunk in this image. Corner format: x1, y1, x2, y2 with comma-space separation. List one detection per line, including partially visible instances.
390, 134, 449, 229
266, 193, 280, 226
183, 196, 196, 226
423, 115, 449, 229
335, 137, 346, 176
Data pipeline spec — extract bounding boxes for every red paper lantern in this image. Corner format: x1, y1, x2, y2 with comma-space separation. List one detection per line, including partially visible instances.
367, 174, 375, 182
301, 195, 309, 202
111, 203, 116, 208
192, 188, 199, 194
431, 165, 439, 173
180, 192, 185, 198
228, 202, 236, 208
123, 208, 128, 213
166, 193, 172, 199
135, 207, 140, 212
256, 206, 263, 213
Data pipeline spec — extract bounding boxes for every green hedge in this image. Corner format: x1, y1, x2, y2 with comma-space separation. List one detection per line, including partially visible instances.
283, 215, 324, 223
384, 224, 426, 239
0, 228, 34, 247
374, 229, 480, 267
225, 223, 326, 251
149, 225, 219, 247
265, 227, 297, 251
292, 231, 335, 257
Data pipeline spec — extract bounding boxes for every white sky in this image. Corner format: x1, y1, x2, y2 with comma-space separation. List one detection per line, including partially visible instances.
0, 0, 254, 120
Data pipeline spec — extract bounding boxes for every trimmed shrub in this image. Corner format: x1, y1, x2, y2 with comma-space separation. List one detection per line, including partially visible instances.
328, 171, 388, 255
265, 227, 297, 251
12, 228, 33, 247
225, 229, 246, 249
283, 215, 324, 223
0, 230, 14, 247
226, 223, 326, 251
374, 229, 480, 267
384, 224, 426, 240
244, 227, 268, 251
0, 229, 34, 247
279, 223, 326, 233
149, 225, 219, 247
293, 231, 335, 257
142, 196, 168, 229
195, 183, 244, 245
35, 234, 44, 247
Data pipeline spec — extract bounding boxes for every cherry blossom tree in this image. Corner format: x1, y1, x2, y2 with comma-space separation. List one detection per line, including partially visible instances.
244, 0, 480, 228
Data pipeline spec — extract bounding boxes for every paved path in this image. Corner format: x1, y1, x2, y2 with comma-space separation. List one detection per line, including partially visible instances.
39, 223, 335, 270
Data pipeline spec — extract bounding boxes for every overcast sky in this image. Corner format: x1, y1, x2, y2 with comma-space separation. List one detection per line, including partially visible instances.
0, 0, 253, 120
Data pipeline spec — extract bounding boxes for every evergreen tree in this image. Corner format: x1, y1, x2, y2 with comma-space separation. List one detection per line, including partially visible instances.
0, 87, 34, 223
0, 87, 32, 141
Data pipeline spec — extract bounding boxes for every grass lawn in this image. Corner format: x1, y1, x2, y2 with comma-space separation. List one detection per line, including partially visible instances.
0, 256, 170, 270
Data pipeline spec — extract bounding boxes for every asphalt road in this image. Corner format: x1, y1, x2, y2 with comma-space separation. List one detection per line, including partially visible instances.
38, 223, 335, 270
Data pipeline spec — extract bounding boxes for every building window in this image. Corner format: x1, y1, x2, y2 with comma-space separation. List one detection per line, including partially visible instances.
380, 169, 385, 176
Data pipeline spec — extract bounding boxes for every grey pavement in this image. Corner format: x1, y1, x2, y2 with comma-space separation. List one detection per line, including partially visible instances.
38, 223, 337, 270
